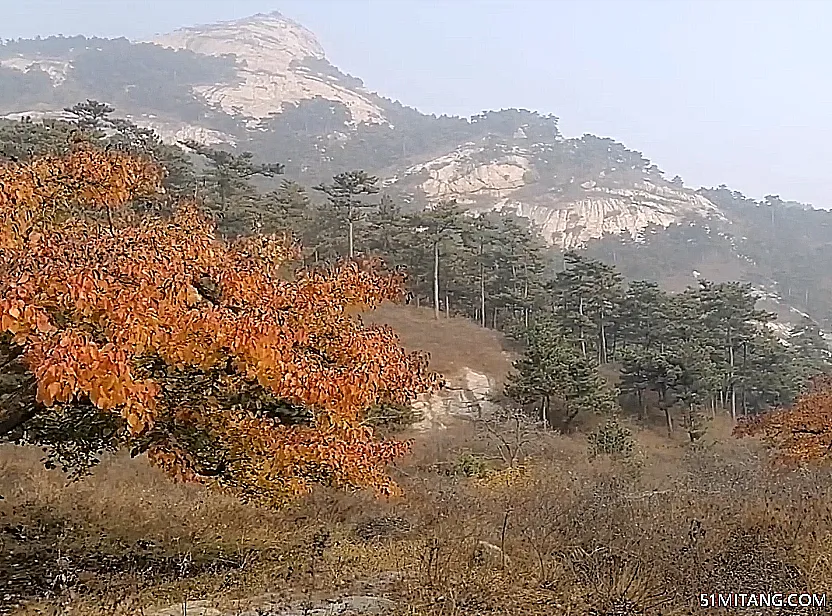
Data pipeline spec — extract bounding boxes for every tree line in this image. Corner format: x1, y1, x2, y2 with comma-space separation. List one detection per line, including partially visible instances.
3, 101, 830, 443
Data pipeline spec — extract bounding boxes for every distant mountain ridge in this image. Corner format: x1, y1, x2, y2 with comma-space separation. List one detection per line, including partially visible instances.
0, 11, 747, 251
2, 11, 832, 326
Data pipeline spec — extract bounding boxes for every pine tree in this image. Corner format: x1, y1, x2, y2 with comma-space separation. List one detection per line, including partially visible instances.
181, 140, 284, 236
550, 252, 623, 362
407, 200, 466, 319
694, 281, 774, 420
314, 170, 380, 259
460, 214, 501, 327
505, 316, 616, 432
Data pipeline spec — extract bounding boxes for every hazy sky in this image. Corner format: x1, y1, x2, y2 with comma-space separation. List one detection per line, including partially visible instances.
2, 0, 831, 207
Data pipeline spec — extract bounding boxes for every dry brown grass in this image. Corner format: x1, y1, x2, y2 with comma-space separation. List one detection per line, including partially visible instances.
361, 303, 514, 383
5, 413, 832, 616
3, 304, 829, 615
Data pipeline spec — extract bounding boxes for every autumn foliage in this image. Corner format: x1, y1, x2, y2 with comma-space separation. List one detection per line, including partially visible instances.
734, 373, 832, 465
0, 146, 441, 503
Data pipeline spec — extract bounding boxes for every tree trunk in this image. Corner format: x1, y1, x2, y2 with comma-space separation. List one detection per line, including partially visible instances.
445, 294, 450, 318
348, 215, 354, 259
740, 342, 748, 417
687, 404, 698, 443
728, 336, 736, 421
659, 388, 673, 434
561, 409, 579, 434
579, 296, 586, 358
599, 316, 607, 364
0, 376, 38, 437
480, 253, 486, 328
730, 387, 737, 421
433, 240, 440, 320
0, 405, 37, 438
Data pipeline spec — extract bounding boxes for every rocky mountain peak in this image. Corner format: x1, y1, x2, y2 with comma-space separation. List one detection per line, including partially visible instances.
152, 11, 325, 66
150, 12, 387, 124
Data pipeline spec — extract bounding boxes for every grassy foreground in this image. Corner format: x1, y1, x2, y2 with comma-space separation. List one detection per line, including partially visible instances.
4, 413, 832, 616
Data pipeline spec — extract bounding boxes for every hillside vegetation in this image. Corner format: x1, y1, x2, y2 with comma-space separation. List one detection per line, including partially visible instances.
1, 100, 832, 616
361, 304, 513, 380
3, 22, 832, 331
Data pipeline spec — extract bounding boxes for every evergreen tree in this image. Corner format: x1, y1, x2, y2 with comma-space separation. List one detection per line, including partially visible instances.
182, 139, 284, 236
550, 252, 623, 362
789, 316, 832, 376
64, 99, 115, 132
365, 194, 410, 265
314, 170, 380, 258
505, 316, 616, 432
406, 200, 466, 319
460, 213, 501, 327
613, 280, 670, 354
693, 281, 774, 420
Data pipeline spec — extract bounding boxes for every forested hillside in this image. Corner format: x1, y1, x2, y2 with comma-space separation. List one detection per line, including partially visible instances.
3, 97, 832, 616
2, 101, 829, 444
2, 12, 832, 613
2, 17, 832, 334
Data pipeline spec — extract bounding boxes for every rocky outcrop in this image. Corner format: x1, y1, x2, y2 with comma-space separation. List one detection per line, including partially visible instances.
393, 146, 530, 201
0, 58, 71, 85
391, 144, 725, 249
0, 13, 732, 253
150, 12, 387, 124
124, 115, 237, 146
412, 367, 499, 430
505, 182, 724, 248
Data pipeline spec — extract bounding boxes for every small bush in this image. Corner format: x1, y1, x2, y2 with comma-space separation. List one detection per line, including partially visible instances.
587, 416, 635, 460
365, 402, 423, 433
451, 452, 492, 478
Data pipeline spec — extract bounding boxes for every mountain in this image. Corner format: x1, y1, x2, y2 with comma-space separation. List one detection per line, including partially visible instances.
0, 13, 725, 250
149, 12, 388, 125
381, 135, 725, 248
2, 11, 831, 325
0, 12, 722, 245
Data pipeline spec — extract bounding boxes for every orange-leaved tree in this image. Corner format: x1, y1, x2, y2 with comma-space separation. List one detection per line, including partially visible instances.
0, 146, 442, 504
734, 373, 832, 465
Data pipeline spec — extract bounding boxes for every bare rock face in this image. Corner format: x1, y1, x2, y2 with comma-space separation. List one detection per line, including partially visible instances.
506, 182, 725, 248
395, 146, 531, 201
125, 116, 237, 146
412, 367, 498, 430
0, 58, 71, 85
150, 12, 387, 124
0, 12, 730, 252
390, 144, 725, 249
